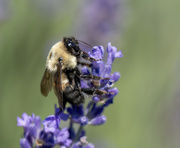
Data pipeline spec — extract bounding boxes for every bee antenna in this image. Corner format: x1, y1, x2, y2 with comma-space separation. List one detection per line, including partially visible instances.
77, 40, 96, 50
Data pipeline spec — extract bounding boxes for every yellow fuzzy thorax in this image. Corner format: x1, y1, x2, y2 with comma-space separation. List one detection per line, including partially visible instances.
46, 41, 77, 72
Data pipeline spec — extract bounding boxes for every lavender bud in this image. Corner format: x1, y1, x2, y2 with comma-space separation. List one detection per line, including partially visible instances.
20, 138, 31, 148
92, 96, 100, 103
110, 72, 121, 82
89, 115, 107, 125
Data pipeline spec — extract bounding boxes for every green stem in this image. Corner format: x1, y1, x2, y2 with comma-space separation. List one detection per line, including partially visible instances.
71, 101, 95, 144
74, 125, 84, 142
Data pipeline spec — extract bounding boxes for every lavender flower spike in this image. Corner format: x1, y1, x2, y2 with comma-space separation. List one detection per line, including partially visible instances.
17, 42, 123, 148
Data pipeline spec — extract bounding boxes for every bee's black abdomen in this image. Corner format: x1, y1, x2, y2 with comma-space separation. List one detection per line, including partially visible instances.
63, 86, 84, 105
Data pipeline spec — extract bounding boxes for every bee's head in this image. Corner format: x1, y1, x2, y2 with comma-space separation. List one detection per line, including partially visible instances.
63, 37, 80, 55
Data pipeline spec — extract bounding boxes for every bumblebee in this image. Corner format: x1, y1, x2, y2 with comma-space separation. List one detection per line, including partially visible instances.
41, 37, 107, 110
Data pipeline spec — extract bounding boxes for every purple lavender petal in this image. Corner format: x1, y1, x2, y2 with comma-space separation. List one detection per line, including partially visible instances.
64, 139, 72, 147
106, 42, 123, 66
103, 98, 114, 107
107, 43, 123, 63
28, 123, 38, 138
107, 87, 119, 98
106, 43, 115, 65
67, 105, 85, 125
78, 116, 88, 126
54, 104, 69, 121
55, 128, 70, 144
110, 44, 119, 61
81, 67, 91, 75
31, 114, 41, 129
111, 44, 117, 52
89, 46, 104, 60
81, 80, 89, 88
88, 46, 105, 77
68, 123, 76, 140
72, 105, 84, 116
115, 50, 123, 58
67, 107, 74, 116
83, 143, 95, 148
92, 96, 100, 103
88, 104, 104, 119
110, 72, 120, 82
102, 65, 112, 78
59, 113, 69, 121
89, 115, 107, 126
20, 138, 31, 148
107, 42, 112, 53
76, 105, 84, 116
54, 104, 61, 114
92, 61, 104, 76
17, 116, 27, 127
43, 115, 60, 133
17, 113, 31, 127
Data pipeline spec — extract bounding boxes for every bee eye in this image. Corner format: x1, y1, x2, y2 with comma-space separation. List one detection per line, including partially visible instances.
68, 41, 76, 47
68, 41, 79, 51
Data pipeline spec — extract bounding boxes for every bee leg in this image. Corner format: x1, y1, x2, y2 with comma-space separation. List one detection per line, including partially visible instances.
79, 74, 109, 80
74, 68, 109, 80
80, 51, 101, 62
80, 88, 107, 96
77, 61, 92, 67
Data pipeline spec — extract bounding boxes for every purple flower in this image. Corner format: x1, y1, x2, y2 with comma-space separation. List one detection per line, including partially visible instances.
66, 43, 123, 141
17, 112, 72, 148
17, 113, 41, 128
85, 43, 123, 103
17, 113, 41, 139
90, 43, 123, 78
68, 43, 122, 129
92, 96, 100, 103
54, 128, 72, 147
67, 105, 88, 125
110, 72, 121, 82
43, 115, 60, 133
55, 104, 69, 121
78, 116, 89, 126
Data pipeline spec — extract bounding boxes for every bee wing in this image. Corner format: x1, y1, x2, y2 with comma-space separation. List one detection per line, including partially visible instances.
53, 61, 64, 110
41, 69, 53, 97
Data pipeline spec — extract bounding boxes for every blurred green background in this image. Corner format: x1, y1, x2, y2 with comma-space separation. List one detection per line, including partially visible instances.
1, 0, 180, 148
